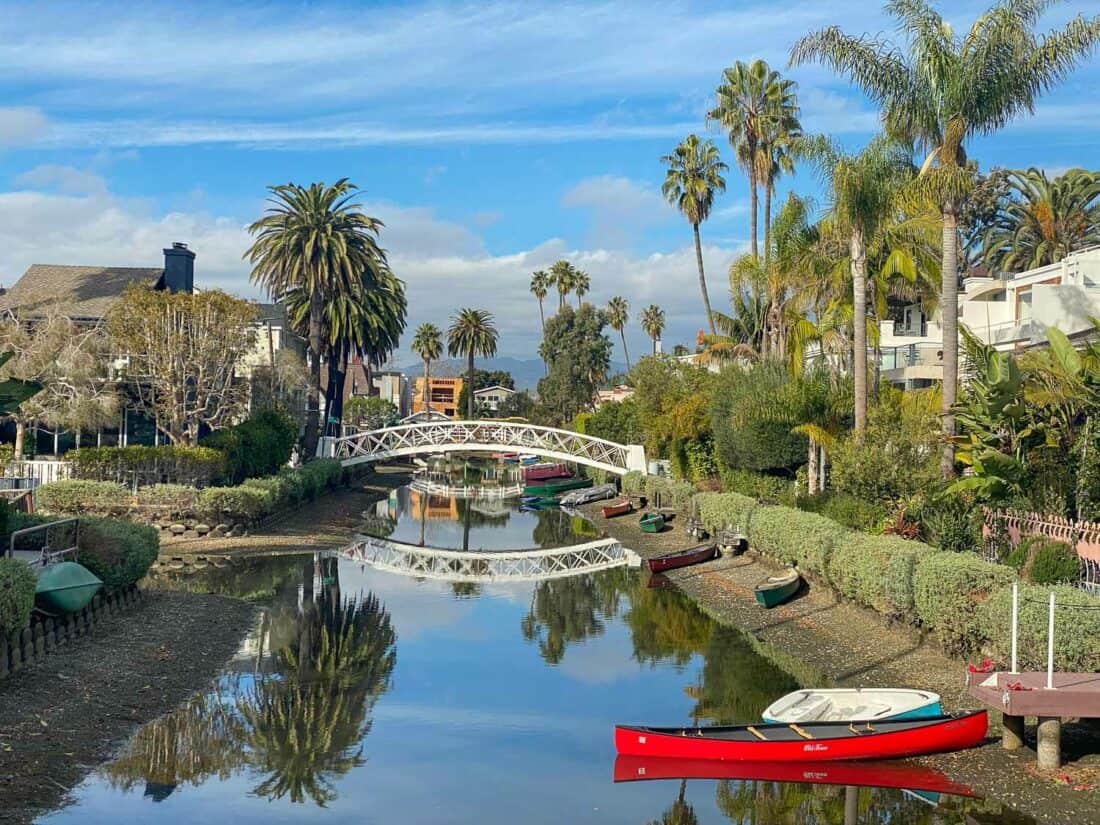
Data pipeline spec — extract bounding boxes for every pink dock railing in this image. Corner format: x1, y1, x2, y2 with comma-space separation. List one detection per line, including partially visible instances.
984, 508, 1100, 591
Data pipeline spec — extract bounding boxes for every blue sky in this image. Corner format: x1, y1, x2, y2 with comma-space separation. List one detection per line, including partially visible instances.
1, 0, 1098, 360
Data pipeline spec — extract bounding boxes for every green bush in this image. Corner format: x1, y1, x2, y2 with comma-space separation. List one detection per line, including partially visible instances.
694, 492, 757, 536
916, 497, 982, 552
644, 476, 695, 510
621, 471, 646, 494
68, 445, 225, 487
719, 467, 795, 505
0, 557, 36, 639
0, 498, 8, 539
796, 491, 886, 533
241, 475, 294, 510
201, 407, 297, 484
749, 507, 849, 572
37, 480, 131, 516
828, 534, 936, 619
984, 583, 1100, 672
76, 517, 158, 589
711, 363, 808, 475
913, 554, 1015, 653
197, 487, 266, 523
1004, 542, 1030, 571
135, 484, 199, 511
1028, 539, 1081, 584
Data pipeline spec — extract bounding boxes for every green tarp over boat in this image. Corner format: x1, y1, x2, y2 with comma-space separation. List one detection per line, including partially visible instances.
35, 562, 103, 616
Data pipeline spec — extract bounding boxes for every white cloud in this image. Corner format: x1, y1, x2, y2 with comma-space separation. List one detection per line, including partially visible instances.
561, 175, 672, 247
14, 164, 107, 195
0, 106, 48, 146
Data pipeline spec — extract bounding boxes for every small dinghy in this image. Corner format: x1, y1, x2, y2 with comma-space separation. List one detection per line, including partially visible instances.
524, 477, 593, 496
762, 689, 943, 723
600, 499, 633, 519
559, 483, 617, 506
754, 568, 800, 608
519, 454, 539, 465
639, 512, 665, 533
646, 543, 718, 574
35, 561, 103, 616
614, 710, 987, 762
523, 462, 571, 482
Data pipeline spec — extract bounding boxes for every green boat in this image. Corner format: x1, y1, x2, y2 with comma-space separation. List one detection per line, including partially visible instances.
639, 512, 666, 533
35, 561, 103, 616
754, 568, 801, 608
523, 477, 594, 497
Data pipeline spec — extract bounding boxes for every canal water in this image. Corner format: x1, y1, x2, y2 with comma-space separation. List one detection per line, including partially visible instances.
40, 487, 1032, 824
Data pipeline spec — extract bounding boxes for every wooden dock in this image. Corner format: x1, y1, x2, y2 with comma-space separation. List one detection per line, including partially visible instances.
968, 671, 1100, 769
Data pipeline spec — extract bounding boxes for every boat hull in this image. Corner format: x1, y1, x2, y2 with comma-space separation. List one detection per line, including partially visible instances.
523, 463, 571, 482
639, 514, 665, 533
524, 477, 593, 496
35, 562, 103, 616
612, 756, 977, 797
614, 711, 987, 762
762, 689, 943, 724
601, 500, 633, 518
755, 569, 800, 608
646, 543, 718, 574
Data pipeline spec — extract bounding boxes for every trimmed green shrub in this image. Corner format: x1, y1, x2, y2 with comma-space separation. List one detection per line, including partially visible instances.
644, 476, 695, 510
1028, 539, 1081, 584
0, 557, 36, 639
201, 407, 297, 484
828, 534, 936, 618
984, 583, 1100, 672
37, 480, 131, 516
694, 492, 757, 536
913, 554, 1015, 653
621, 471, 645, 494
796, 492, 886, 534
77, 517, 158, 589
749, 507, 849, 572
135, 483, 199, 511
1004, 542, 1030, 571
241, 475, 295, 510
197, 487, 266, 523
68, 445, 225, 487
719, 467, 796, 505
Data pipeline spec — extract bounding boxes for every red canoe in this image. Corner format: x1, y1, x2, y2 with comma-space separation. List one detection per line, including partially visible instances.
646, 543, 718, 574
601, 499, 633, 518
612, 756, 977, 798
614, 711, 987, 762
523, 462, 572, 482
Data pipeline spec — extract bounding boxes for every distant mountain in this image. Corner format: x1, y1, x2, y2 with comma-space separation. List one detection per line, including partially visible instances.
391, 356, 627, 392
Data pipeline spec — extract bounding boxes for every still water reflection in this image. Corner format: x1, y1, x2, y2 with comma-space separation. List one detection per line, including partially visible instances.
43, 504, 1033, 823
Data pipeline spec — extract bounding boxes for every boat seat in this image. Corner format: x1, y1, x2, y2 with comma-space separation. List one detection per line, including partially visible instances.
782, 696, 832, 721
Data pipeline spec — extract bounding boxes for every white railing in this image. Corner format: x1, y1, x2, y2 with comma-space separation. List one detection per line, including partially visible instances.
323, 420, 647, 476
408, 478, 524, 499
340, 535, 639, 583
2, 460, 74, 489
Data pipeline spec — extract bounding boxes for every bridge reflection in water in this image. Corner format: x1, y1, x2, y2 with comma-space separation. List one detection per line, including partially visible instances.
340, 535, 641, 583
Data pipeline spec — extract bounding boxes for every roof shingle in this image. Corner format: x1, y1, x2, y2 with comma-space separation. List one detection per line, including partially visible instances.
0, 264, 164, 319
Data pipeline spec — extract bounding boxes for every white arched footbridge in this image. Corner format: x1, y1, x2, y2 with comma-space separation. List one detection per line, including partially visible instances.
321, 420, 646, 475
341, 535, 640, 583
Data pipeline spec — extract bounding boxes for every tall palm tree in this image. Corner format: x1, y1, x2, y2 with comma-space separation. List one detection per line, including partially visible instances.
757, 94, 803, 267
606, 296, 631, 370
661, 134, 727, 335
573, 270, 591, 308
411, 322, 443, 414
707, 60, 792, 260
246, 179, 385, 456
982, 167, 1100, 272
792, 0, 1100, 476
529, 270, 551, 333
447, 308, 499, 419
640, 305, 666, 355
549, 260, 577, 310
805, 134, 916, 433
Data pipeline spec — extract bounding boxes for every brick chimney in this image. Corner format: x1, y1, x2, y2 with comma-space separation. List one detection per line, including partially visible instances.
162, 242, 195, 293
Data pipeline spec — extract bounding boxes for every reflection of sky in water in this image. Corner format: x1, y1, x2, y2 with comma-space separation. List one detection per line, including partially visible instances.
368, 485, 593, 551
40, 556, 1027, 825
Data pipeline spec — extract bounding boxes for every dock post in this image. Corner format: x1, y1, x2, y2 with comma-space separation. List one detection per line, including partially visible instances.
1010, 582, 1018, 673
1036, 716, 1062, 770
1002, 713, 1025, 750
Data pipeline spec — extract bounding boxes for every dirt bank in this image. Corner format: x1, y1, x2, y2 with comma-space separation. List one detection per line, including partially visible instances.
0, 591, 256, 824
583, 502, 1100, 825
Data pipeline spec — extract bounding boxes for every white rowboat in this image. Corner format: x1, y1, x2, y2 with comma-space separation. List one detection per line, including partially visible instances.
762, 688, 943, 724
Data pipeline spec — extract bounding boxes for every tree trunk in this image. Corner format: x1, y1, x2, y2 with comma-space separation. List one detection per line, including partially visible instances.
537, 299, 545, 334
304, 285, 323, 458
466, 352, 476, 419
651, 336, 657, 356
764, 182, 773, 269
14, 419, 25, 458
941, 208, 959, 478
423, 357, 432, 413
819, 444, 827, 492
328, 343, 348, 429
807, 438, 819, 495
693, 223, 717, 335
266, 320, 276, 399
749, 165, 759, 260
851, 228, 868, 436
620, 330, 631, 371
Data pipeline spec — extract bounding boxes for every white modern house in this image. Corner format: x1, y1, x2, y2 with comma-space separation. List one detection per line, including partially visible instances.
879, 246, 1100, 389
472, 385, 515, 414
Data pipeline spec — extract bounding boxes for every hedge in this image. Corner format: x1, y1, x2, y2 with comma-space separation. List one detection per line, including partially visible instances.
621, 471, 646, 494
795, 492, 887, 534
0, 557, 36, 640
748, 507, 849, 571
695, 492, 757, 536
76, 517, 159, 589
718, 467, 795, 505
201, 407, 297, 484
827, 534, 936, 619
913, 553, 1015, 654
37, 480, 131, 517
984, 583, 1100, 672
644, 476, 695, 510
69, 445, 225, 488
136, 483, 199, 511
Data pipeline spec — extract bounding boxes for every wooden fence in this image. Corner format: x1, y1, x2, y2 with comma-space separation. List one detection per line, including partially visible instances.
984, 508, 1100, 591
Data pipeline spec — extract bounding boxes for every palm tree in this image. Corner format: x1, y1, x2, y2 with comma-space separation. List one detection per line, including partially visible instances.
573, 270, 591, 308
550, 260, 577, 310
411, 323, 443, 414
791, 0, 1100, 476
707, 59, 792, 260
246, 179, 385, 456
447, 308, 499, 419
982, 167, 1100, 272
805, 134, 916, 434
529, 270, 551, 333
606, 296, 631, 370
757, 92, 803, 267
640, 305, 666, 355
661, 134, 728, 335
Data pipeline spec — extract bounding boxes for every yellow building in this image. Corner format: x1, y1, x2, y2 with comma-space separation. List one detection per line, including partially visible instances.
411, 376, 464, 418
